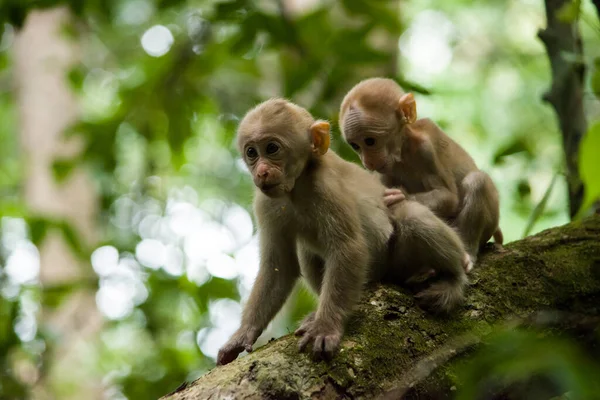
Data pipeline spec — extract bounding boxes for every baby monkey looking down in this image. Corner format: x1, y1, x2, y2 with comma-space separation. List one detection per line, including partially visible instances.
217, 98, 468, 366
340, 77, 503, 268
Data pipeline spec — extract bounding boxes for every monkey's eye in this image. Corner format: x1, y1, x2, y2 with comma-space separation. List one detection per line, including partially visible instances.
364, 138, 375, 146
266, 143, 279, 155
246, 147, 258, 159
350, 142, 360, 151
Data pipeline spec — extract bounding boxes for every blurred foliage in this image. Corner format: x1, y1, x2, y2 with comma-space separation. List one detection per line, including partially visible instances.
578, 121, 600, 218
455, 326, 600, 400
0, 0, 598, 399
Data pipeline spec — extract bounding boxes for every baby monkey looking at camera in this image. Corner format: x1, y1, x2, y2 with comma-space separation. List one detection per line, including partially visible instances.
340, 78, 503, 269
217, 98, 468, 366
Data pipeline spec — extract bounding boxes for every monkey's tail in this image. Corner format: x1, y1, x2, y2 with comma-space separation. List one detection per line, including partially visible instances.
415, 274, 468, 313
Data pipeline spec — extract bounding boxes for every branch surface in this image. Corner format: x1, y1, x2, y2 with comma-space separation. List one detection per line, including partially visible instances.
162, 215, 600, 399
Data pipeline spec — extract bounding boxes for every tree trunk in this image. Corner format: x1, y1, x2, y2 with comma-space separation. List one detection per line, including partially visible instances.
538, 0, 588, 218
161, 214, 600, 400
13, 7, 103, 400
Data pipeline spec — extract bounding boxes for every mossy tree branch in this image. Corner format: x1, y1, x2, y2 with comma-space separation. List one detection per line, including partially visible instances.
161, 215, 600, 400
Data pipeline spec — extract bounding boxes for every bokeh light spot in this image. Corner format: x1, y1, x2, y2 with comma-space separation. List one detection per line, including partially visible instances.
141, 25, 174, 57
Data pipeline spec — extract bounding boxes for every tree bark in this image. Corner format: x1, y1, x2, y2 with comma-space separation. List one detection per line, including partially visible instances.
13, 7, 103, 400
160, 214, 600, 400
538, 0, 587, 218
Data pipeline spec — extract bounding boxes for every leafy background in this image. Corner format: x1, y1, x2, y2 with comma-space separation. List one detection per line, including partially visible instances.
0, 0, 599, 399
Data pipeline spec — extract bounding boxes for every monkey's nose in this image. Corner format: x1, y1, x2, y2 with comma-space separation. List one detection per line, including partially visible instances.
256, 165, 269, 178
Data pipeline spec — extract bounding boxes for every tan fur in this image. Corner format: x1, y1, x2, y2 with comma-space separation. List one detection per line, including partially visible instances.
339, 77, 503, 265
217, 98, 468, 365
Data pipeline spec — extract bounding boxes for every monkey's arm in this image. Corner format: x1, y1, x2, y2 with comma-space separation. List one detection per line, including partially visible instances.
407, 179, 459, 219
296, 236, 369, 358
405, 136, 459, 218
217, 227, 299, 366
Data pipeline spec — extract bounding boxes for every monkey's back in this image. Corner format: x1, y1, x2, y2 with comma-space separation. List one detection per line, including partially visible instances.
320, 152, 394, 274
418, 119, 478, 179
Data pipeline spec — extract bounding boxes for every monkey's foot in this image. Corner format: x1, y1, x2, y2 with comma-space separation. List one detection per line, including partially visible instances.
493, 242, 506, 252
383, 188, 406, 207
463, 253, 474, 273
296, 318, 342, 360
481, 241, 506, 254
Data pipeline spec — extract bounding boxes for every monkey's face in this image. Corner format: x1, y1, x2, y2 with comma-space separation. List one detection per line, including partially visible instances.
349, 137, 390, 172
342, 113, 400, 173
241, 138, 308, 198
245, 140, 285, 196
237, 99, 317, 197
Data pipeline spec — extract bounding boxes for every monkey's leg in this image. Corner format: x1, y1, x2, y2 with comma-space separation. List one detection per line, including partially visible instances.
217, 233, 300, 366
297, 241, 369, 359
295, 247, 324, 336
298, 246, 324, 294
389, 201, 468, 312
454, 171, 500, 264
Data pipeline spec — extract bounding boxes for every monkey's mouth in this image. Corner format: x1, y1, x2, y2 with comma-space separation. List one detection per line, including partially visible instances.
259, 183, 280, 195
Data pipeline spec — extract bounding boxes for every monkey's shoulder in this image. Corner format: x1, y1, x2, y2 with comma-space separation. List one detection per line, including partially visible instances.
309, 154, 387, 216
323, 154, 385, 197
415, 119, 476, 163
321, 155, 391, 219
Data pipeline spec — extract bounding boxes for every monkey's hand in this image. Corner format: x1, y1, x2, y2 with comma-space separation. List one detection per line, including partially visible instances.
216, 327, 260, 366
405, 268, 437, 284
294, 312, 316, 335
295, 315, 342, 360
463, 253, 474, 273
384, 188, 406, 207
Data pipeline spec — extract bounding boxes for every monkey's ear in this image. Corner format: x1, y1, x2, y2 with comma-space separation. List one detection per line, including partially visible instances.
310, 121, 330, 155
398, 93, 417, 124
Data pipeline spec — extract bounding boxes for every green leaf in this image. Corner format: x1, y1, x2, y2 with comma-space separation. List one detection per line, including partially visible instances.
42, 279, 98, 309
516, 179, 531, 199
340, 0, 401, 33
26, 217, 88, 259
555, 0, 581, 23
57, 220, 88, 259
67, 64, 86, 91
52, 157, 78, 182
213, 0, 251, 21
28, 217, 49, 246
576, 121, 600, 218
493, 137, 534, 164
394, 77, 433, 96
0, 297, 19, 350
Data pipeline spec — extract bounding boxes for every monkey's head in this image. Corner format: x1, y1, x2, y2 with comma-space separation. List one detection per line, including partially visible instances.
339, 78, 416, 173
237, 98, 330, 198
